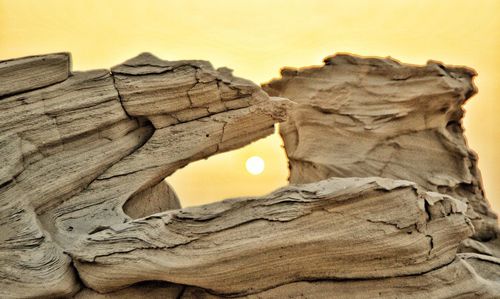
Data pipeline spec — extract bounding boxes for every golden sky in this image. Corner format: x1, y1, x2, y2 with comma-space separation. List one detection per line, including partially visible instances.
1, 0, 499, 213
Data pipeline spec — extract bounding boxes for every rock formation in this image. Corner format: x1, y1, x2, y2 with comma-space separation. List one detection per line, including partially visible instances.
263, 54, 500, 255
0, 52, 499, 298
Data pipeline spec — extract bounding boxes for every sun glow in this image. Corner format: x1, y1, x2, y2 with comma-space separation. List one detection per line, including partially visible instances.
246, 156, 265, 175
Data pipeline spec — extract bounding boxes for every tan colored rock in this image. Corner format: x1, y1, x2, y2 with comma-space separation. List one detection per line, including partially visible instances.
263, 53, 499, 246
0, 52, 498, 299
0, 52, 289, 298
111, 53, 270, 126
0, 55, 148, 298
0, 195, 80, 298
75, 281, 184, 299
46, 97, 289, 249
124, 180, 181, 219
184, 253, 500, 299
0, 52, 70, 97
68, 177, 472, 295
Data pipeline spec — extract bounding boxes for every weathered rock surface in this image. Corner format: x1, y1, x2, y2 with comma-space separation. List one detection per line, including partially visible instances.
0, 52, 70, 98
263, 54, 499, 252
69, 177, 473, 294
123, 180, 181, 219
0, 52, 499, 298
184, 253, 500, 298
0, 52, 290, 298
74, 281, 184, 299
111, 53, 271, 128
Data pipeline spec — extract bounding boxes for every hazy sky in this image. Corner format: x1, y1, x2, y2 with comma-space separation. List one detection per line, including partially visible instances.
1, 0, 498, 213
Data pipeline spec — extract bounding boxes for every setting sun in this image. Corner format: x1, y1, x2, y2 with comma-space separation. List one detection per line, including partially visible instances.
246, 156, 265, 175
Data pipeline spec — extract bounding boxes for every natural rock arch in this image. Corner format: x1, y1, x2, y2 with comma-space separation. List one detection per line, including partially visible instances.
0, 52, 499, 298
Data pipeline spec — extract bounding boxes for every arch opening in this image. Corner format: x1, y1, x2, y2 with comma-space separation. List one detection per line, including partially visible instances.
166, 126, 289, 208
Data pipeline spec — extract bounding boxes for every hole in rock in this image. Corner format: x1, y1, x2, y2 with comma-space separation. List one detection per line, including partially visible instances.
166, 126, 289, 208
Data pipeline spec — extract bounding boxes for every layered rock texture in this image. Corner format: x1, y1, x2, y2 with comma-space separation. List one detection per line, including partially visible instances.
264, 54, 500, 251
0, 52, 499, 298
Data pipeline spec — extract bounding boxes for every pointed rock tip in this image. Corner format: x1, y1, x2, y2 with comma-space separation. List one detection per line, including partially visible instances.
121, 52, 162, 66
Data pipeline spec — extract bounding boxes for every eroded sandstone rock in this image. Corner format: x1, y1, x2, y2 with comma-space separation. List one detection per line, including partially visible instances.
0, 52, 70, 97
74, 281, 184, 299
184, 253, 500, 298
123, 180, 181, 219
263, 53, 499, 250
69, 177, 473, 295
111, 52, 271, 127
0, 52, 290, 298
0, 52, 499, 298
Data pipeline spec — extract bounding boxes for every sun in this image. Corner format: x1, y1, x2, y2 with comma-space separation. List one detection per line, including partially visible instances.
246, 156, 265, 175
